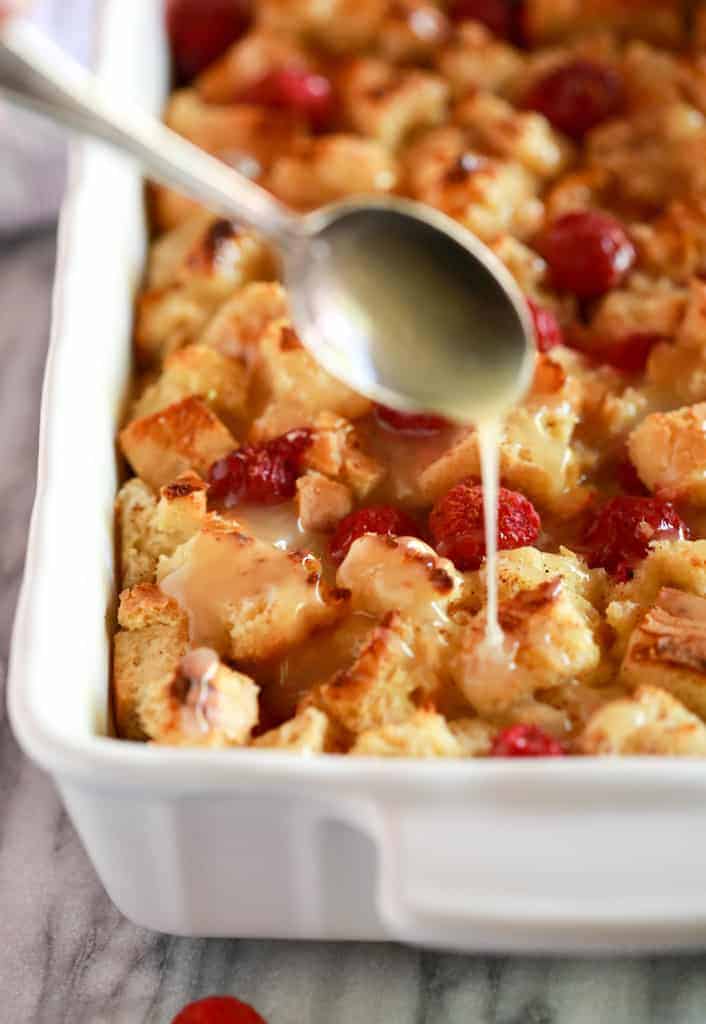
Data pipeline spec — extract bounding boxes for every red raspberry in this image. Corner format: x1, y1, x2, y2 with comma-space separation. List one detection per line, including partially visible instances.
329, 505, 420, 565
490, 724, 565, 757
375, 404, 450, 435
540, 210, 636, 299
172, 996, 267, 1024
523, 59, 623, 140
527, 298, 563, 353
598, 332, 662, 375
167, 0, 251, 83
429, 479, 541, 571
208, 428, 312, 507
240, 68, 336, 130
584, 496, 690, 580
448, 0, 515, 38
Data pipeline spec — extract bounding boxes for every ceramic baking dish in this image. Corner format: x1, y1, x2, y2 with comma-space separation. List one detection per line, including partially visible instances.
9, 0, 706, 953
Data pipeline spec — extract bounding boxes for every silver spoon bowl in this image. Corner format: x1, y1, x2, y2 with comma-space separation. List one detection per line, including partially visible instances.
0, 19, 534, 422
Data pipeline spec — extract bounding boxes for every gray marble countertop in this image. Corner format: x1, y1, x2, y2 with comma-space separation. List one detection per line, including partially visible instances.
3, 230, 706, 1024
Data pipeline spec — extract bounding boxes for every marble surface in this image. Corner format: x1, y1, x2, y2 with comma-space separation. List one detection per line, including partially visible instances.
4, 231, 706, 1024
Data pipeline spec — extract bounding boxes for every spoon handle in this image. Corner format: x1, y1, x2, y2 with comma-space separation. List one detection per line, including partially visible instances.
0, 19, 300, 244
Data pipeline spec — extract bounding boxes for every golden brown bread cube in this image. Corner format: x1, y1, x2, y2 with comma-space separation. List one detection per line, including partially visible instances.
420, 399, 580, 510
135, 285, 214, 367
350, 708, 470, 757
435, 21, 524, 100
140, 647, 259, 748
402, 125, 543, 241
452, 580, 601, 716
310, 612, 418, 734
266, 135, 398, 209
454, 91, 573, 179
620, 588, 706, 721
119, 397, 236, 491
252, 707, 337, 753
337, 57, 449, 149
197, 282, 289, 362
376, 1, 449, 65
633, 198, 706, 285
116, 472, 208, 588
295, 471, 353, 532
113, 584, 189, 740
157, 517, 348, 661
628, 402, 706, 504
250, 319, 371, 439
524, 0, 684, 48
579, 685, 706, 756
647, 280, 706, 404
130, 345, 249, 425
303, 412, 385, 500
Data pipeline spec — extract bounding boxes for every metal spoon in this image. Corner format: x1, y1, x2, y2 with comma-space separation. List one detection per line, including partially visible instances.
0, 18, 534, 422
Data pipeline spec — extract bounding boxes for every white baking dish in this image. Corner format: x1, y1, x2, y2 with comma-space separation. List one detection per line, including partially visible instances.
9, 0, 706, 953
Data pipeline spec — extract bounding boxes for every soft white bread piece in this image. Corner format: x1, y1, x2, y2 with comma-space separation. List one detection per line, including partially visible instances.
197, 282, 289, 361
113, 584, 189, 741
252, 707, 338, 754
629, 402, 706, 503
116, 471, 208, 588
119, 397, 236, 491
302, 412, 385, 499
250, 319, 371, 440
309, 611, 417, 734
130, 346, 249, 424
351, 708, 476, 757
580, 685, 706, 756
295, 471, 353, 532
140, 646, 259, 748
620, 588, 706, 721
452, 579, 601, 716
157, 516, 348, 661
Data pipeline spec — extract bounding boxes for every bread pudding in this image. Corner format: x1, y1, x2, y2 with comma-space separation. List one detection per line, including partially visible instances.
114, 0, 706, 758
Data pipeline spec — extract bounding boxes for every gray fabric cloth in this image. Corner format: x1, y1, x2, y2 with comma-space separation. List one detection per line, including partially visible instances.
0, 0, 97, 234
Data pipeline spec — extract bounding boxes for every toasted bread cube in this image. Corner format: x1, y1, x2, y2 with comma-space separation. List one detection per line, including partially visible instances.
591, 275, 686, 348
131, 346, 249, 424
113, 585, 189, 740
463, 546, 607, 613
310, 612, 417, 734
633, 198, 706, 284
448, 717, 497, 756
116, 472, 208, 588
351, 708, 464, 757
120, 398, 236, 491
337, 534, 463, 622
579, 685, 706, 756
647, 280, 706, 404
628, 402, 706, 503
251, 320, 371, 439
620, 588, 706, 721
166, 87, 304, 164
195, 29, 316, 102
454, 91, 573, 179
452, 580, 601, 715
402, 125, 542, 241
296, 472, 353, 532
256, 0, 386, 54
266, 135, 398, 209
147, 212, 276, 297
435, 21, 523, 99
158, 518, 347, 661
303, 412, 385, 499
140, 647, 259, 748
252, 707, 337, 753
488, 235, 551, 300
135, 285, 214, 366
197, 282, 289, 361
337, 58, 448, 150
420, 401, 579, 509
377, 1, 449, 64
